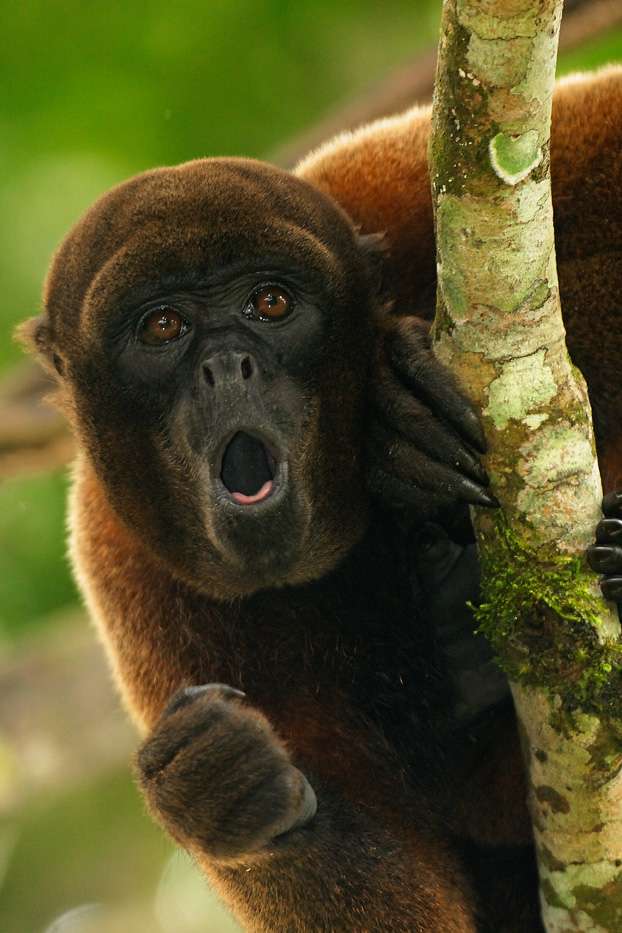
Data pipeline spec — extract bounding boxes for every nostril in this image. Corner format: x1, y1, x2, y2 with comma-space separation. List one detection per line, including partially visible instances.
241, 356, 253, 380
203, 365, 215, 387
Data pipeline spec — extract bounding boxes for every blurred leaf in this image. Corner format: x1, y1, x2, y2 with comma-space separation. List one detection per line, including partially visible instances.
0, 770, 171, 933
0, 471, 78, 638
557, 25, 622, 75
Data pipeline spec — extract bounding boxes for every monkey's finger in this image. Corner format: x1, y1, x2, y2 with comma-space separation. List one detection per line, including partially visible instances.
599, 576, 622, 603
602, 490, 622, 519
587, 544, 622, 576
368, 408, 489, 489
595, 517, 622, 544
366, 448, 499, 512
383, 317, 486, 453
367, 464, 498, 512
367, 426, 498, 507
164, 683, 246, 718
140, 687, 246, 778
366, 466, 439, 514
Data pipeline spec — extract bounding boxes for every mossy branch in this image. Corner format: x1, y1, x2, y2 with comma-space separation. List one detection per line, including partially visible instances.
428, 1, 622, 928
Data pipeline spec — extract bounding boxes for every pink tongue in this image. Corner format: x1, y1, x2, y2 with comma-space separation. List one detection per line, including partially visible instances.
231, 480, 273, 505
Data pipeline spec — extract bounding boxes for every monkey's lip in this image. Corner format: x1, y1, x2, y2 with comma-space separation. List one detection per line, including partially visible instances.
219, 431, 282, 506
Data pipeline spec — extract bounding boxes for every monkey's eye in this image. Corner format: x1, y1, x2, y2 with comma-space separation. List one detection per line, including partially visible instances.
138, 307, 189, 345
246, 286, 293, 322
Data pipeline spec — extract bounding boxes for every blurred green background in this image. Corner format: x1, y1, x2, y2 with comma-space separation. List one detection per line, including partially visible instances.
0, 1, 620, 931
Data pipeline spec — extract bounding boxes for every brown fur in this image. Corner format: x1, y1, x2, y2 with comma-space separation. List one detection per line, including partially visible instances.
19, 67, 622, 933
70, 464, 481, 932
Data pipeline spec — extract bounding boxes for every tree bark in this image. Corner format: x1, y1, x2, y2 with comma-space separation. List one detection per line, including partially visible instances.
428, 1, 622, 929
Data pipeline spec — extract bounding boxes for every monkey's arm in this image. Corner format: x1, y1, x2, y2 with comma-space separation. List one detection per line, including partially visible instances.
73, 470, 477, 933
136, 684, 477, 933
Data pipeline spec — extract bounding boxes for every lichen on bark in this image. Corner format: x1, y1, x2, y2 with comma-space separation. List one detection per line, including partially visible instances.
428, 0, 622, 929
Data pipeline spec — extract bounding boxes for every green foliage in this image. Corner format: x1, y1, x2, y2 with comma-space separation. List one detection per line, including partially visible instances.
0, 471, 78, 639
0, 769, 171, 933
0, 0, 441, 373
557, 27, 622, 77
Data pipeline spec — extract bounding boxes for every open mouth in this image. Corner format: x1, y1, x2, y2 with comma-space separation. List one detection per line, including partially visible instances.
220, 431, 278, 505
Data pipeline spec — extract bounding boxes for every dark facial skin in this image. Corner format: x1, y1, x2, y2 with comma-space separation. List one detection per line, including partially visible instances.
90, 259, 370, 597
112, 271, 330, 591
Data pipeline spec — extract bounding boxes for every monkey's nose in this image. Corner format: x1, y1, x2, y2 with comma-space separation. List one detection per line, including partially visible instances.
202, 351, 255, 388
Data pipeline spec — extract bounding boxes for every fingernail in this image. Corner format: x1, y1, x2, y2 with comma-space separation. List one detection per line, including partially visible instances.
477, 490, 500, 509
469, 460, 489, 486
463, 410, 487, 453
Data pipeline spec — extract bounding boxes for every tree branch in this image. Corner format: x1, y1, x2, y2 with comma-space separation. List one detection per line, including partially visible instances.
429, 1, 622, 928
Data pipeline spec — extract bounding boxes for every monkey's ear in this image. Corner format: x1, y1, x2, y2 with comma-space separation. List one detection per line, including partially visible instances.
16, 314, 65, 377
358, 232, 387, 296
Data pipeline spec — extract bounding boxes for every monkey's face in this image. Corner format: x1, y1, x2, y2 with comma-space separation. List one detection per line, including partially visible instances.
28, 159, 381, 598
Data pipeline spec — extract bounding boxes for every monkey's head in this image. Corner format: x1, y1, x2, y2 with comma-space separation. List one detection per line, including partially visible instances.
23, 159, 384, 598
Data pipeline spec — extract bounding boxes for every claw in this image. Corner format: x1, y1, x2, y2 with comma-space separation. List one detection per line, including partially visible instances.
164, 683, 245, 717
457, 475, 499, 509
454, 448, 489, 486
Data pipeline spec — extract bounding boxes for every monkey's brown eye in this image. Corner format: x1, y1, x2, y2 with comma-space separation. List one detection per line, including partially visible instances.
247, 287, 293, 322
139, 307, 188, 345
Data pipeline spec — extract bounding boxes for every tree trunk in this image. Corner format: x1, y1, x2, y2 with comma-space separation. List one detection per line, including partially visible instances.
428, 1, 622, 929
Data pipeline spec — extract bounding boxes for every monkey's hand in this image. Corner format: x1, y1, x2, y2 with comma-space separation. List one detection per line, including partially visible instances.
587, 490, 622, 604
366, 315, 498, 515
135, 684, 317, 862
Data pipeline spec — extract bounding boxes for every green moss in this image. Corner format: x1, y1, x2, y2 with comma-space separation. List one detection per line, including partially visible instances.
581, 717, 622, 771
540, 878, 568, 910
474, 517, 622, 717
572, 874, 622, 928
